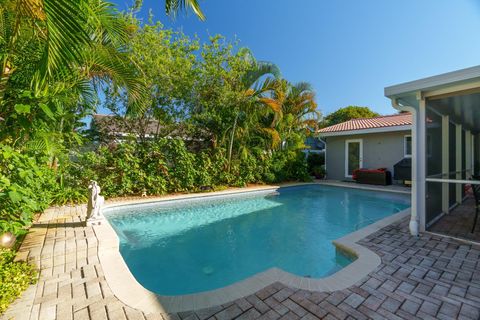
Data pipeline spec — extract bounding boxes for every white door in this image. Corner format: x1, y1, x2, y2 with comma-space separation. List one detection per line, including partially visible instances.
345, 139, 363, 178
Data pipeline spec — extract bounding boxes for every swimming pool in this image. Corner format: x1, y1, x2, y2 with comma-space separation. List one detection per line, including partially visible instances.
105, 185, 410, 296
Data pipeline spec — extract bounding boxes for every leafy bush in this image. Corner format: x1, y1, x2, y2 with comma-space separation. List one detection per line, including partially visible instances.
0, 249, 38, 314
312, 165, 326, 179
0, 137, 311, 235
307, 152, 325, 174
0, 145, 56, 235
264, 150, 311, 183
64, 139, 310, 197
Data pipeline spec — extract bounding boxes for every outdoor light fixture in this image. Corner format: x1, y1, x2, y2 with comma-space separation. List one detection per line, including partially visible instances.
0, 232, 16, 248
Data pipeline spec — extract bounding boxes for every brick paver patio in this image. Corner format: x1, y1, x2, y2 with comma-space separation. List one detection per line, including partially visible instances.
429, 197, 480, 242
3, 203, 480, 320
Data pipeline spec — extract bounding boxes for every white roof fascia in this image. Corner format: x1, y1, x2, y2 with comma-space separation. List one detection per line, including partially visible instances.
384, 65, 480, 98
319, 125, 411, 137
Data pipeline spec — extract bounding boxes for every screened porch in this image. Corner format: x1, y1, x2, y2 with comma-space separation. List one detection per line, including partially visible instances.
385, 65, 480, 241
424, 91, 480, 241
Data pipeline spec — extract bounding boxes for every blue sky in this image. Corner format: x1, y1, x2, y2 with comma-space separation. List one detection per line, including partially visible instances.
112, 0, 480, 117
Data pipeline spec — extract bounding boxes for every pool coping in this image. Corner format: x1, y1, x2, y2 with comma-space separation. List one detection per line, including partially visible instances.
94, 183, 411, 313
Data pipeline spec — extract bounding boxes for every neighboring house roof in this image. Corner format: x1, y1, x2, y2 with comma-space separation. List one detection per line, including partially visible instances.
90, 114, 212, 143
91, 114, 160, 137
304, 136, 325, 150
318, 113, 412, 137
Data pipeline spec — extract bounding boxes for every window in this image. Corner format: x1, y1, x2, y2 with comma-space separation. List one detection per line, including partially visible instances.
404, 135, 432, 158
404, 135, 412, 157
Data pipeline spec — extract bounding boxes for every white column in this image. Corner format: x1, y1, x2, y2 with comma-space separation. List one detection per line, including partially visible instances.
456, 124, 462, 203
409, 93, 426, 236
466, 130, 472, 179
407, 106, 419, 236
393, 98, 424, 236
417, 96, 427, 233
442, 115, 449, 214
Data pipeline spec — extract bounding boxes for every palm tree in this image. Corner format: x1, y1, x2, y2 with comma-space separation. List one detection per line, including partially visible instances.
0, 0, 88, 97
0, 0, 138, 96
0, 0, 149, 154
224, 48, 281, 170
283, 81, 320, 133
261, 80, 320, 150
0, 0, 204, 100
0, 0, 206, 162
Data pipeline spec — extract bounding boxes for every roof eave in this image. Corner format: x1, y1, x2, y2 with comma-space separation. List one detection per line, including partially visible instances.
384, 65, 480, 102
319, 125, 411, 137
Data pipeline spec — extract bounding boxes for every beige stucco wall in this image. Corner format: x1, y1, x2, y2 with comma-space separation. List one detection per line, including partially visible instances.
324, 130, 410, 181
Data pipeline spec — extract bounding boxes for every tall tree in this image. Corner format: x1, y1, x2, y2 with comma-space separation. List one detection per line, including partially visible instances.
191, 41, 281, 170
321, 106, 379, 127
101, 17, 200, 142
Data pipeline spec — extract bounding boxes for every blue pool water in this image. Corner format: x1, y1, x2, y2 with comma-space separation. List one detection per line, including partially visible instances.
106, 185, 410, 295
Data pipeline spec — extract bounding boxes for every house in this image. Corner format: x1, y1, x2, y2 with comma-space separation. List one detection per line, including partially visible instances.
303, 136, 325, 155
318, 113, 412, 181
90, 114, 160, 143
89, 114, 212, 148
385, 65, 480, 237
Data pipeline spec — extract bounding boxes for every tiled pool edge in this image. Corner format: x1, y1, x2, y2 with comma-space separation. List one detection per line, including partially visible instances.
95, 185, 411, 313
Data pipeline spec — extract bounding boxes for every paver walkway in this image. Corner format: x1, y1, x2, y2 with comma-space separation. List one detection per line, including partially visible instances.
3, 203, 480, 320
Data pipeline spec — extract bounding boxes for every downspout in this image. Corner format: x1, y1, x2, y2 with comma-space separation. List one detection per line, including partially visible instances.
392, 99, 419, 237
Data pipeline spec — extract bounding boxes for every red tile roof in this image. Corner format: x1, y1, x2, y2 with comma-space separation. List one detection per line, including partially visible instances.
318, 113, 412, 133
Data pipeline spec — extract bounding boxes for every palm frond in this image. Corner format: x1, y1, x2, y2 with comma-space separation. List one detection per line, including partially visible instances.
260, 127, 281, 149
258, 97, 282, 113
0, 7, 9, 45
83, 0, 128, 47
34, 0, 90, 84
84, 45, 146, 110
242, 62, 281, 88
165, 0, 205, 21
25, 130, 63, 157
293, 81, 314, 93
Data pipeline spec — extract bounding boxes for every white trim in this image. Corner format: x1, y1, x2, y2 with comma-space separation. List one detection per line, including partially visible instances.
426, 178, 480, 185
404, 135, 412, 158
385, 65, 480, 98
345, 139, 363, 178
319, 125, 411, 137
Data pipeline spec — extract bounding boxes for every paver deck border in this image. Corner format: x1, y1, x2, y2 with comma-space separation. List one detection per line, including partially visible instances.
95, 182, 411, 313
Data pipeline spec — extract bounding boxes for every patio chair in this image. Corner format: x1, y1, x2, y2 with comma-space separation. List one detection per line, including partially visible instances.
471, 183, 480, 233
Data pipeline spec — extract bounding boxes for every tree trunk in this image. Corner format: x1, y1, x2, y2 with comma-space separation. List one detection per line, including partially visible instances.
227, 113, 239, 172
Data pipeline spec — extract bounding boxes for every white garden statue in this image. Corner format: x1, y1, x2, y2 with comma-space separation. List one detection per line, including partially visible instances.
86, 180, 105, 226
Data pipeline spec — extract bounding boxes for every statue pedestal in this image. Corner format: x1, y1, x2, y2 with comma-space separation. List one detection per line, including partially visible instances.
86, 216, 105, 226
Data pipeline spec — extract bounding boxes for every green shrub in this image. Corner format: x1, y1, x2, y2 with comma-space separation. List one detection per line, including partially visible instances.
0, 249, 38, 314
266, 150, 311, 183
312, 165, 326, 179
307, 152, 325, 174
0, 137, 312, 235
0, 145, 56, 235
